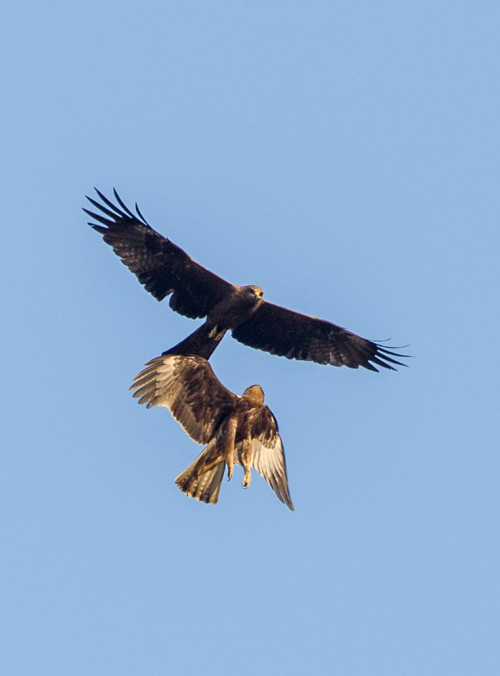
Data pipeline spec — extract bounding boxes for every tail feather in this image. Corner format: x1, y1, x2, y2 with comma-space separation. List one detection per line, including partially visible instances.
175, 442, 226, 505
163, 323, 226, 360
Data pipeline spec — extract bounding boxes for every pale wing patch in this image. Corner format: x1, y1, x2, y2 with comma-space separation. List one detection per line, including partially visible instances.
250, 434, 294, 511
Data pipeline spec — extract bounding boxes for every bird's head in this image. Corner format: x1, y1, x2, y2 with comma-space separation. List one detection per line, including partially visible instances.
242, 384, 265, 405
242, 285, 263, 300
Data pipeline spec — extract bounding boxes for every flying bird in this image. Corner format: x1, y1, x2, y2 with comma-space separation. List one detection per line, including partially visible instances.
85, 189, 406, 371
130, 354, 294, 510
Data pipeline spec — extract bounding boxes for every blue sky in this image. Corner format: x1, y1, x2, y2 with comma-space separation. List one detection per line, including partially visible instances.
2, 2, 500, 674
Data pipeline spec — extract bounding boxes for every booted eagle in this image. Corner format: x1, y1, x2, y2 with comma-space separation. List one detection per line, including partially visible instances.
131, 354, 293, 510
85, 189, 406, 372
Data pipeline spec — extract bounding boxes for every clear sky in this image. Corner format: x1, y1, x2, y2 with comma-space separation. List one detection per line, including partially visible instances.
2, 2, 500, 674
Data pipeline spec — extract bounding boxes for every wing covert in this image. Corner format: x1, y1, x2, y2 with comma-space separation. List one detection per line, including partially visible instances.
130, 355, 237, 443
232, 300, 406, 372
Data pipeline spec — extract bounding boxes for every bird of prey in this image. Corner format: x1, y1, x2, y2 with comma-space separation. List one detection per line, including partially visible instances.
85, 188, 406, 371
130, 354, 294, 510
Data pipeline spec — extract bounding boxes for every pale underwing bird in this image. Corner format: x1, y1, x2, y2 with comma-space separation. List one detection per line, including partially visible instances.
130, 354, 294, 510
85, 189, 407, 372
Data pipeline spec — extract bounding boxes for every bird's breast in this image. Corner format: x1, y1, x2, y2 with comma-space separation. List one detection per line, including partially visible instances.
208, 293, 261, 330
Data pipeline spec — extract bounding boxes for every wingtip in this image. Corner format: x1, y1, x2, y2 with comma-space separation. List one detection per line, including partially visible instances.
93, 186, 106, 201
372, 340, 412, 372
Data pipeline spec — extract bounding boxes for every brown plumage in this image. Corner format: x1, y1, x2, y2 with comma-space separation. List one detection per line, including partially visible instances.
85, 189, 407, 371
130, 354, 294, 510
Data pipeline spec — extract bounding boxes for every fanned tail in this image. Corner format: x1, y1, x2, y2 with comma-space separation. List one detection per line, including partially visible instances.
163, 323, 227, 361
175, 440, 226, 505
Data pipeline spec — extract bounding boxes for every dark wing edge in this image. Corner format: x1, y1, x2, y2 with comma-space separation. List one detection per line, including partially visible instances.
249, 406, 294, 511
130, 354, 237, 444
232, 300, 409, 372
84, 188, 234, 318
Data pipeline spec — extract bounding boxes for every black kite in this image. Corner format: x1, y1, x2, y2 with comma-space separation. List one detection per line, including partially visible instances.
131, 354, 293, 510
85, 189, 406, 371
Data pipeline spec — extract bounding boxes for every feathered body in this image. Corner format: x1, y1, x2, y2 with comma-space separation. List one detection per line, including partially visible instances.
131, 355, 294, 510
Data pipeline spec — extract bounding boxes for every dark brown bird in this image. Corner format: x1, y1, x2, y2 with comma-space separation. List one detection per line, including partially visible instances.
130, 354, 293, 510
85, 189, 406, 371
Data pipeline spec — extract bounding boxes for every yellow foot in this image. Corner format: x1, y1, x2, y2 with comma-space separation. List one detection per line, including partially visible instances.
227, 464, 233, 481
242, 472, 251, 489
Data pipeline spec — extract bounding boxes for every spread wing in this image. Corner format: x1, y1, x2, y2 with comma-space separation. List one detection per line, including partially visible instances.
245, 406, 294, 511
84, 188, 234, 318
232, 301, 406, 372
130, 355, 237, 444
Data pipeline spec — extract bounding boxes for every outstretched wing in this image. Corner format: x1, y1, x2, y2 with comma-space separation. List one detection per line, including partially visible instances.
130, 355, 237, 444
84, 188, 234, 318
246, 406, 294, 511
232, 301, 406, 372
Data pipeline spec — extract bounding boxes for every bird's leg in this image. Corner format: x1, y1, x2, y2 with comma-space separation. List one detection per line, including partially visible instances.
196, 456, 225, 475
239, 437, 252, 488
222, 416, 238, 481
225, 442, 234, 481
227, 462, 233, 480
190, 438, 222, 477
242, 467, 251, 488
